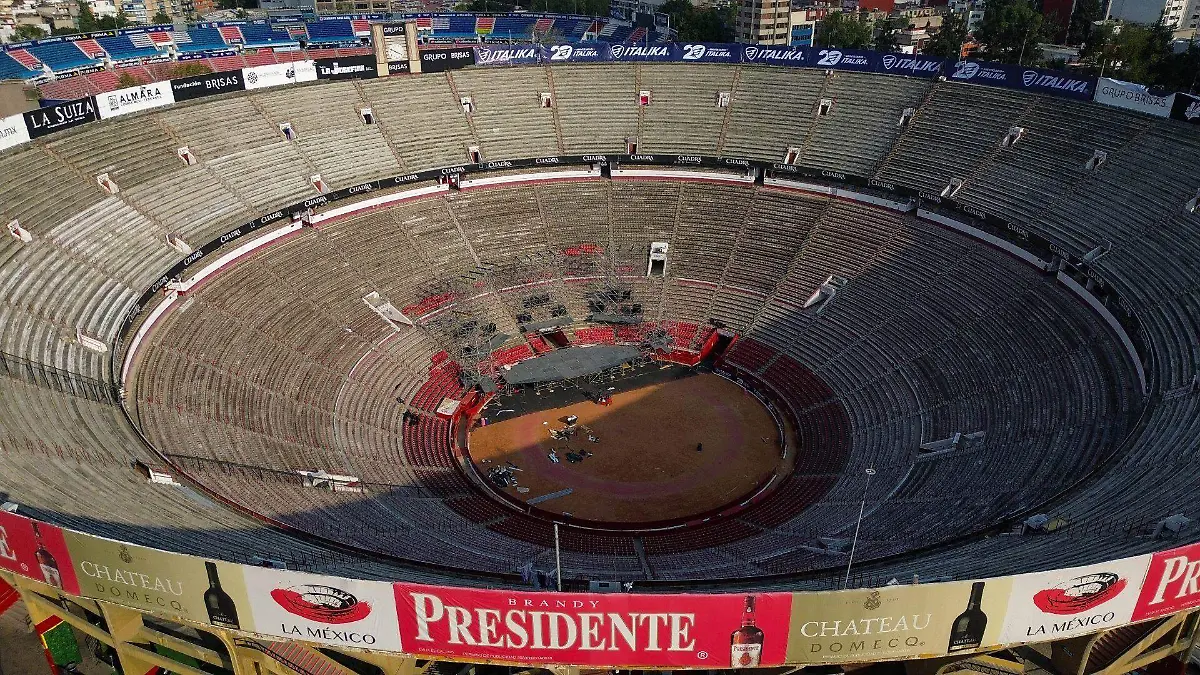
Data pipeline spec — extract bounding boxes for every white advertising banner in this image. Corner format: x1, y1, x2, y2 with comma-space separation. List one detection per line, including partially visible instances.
97, 82, 176, 119
998, 555, 1152, 644
239, 567, 402, 651
0, 113, 30, 152
242, 60, 318, 90
1093, 78, 1174, 118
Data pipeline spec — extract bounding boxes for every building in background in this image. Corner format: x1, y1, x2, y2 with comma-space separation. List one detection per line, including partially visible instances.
735, 0, 793, 43
1108, 0, 1192, 28
788, 5, 825, 45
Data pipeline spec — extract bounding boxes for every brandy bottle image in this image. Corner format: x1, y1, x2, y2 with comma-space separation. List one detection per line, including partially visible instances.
32, 523, 62, 589
204, 562, 240, 629
730, 595, 764, 668
947, 582, 988, 653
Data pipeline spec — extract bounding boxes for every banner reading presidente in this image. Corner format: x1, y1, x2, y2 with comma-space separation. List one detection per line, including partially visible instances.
394, 583, 792, 667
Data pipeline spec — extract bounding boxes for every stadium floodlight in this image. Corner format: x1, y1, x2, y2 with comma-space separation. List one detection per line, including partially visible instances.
844, 467, 876, 589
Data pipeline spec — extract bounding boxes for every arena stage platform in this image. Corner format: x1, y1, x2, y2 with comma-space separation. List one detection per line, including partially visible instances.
500, 345, 642, 385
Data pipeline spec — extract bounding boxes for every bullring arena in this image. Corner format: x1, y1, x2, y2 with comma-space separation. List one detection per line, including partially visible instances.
0, 36, 1198, 675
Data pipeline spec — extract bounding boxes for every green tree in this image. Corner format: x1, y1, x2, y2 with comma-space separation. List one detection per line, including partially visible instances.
922, 11, 968, 58
11, 24, 48, 41
152, 10, 172, 23
873, 17, 901, 53
815, 11, 873, 49
117, 71, 142, 87
1066, 0, 1101, 46
76, 0, 98, 32
170, 61, 213, 77
974, 0, 1050, 64
658, 0, 731, 42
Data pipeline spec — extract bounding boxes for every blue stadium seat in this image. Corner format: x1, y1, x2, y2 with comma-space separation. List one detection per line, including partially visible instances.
96, 35, 160, 60
182, 27, 226, 52
306, 19, 354, 42
27, 42, 100, 71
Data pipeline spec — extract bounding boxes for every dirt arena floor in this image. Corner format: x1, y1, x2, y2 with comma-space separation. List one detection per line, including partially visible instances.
467, 372, 782, 524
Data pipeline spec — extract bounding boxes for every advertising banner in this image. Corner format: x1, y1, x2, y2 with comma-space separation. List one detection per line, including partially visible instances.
388, 60, 412, 75
241, 567, 402, 650
242, 60, 317, 90
810, 47, 878, 72
678, 43, 740, 63
419, 48, 477, 72
947, 60, 1096, 101
786, 579, 1011, 663
474, 44, 542, 67
0, 511, 78, 593
23, 97, 97, 139
63, 533, 237, 624
314, 55, 379, 80
0, 113, 31, 152
876, 53, 945, 78
1093, 77, 1173, 117
997, 555, 1150, 643
394, 583, 792, 667
739, 45, 808, 66
608, 43, 679, 62
97, 81, 175, 119
171, 70, 245, 102
541, 43, 612, 63
1132, 541, 1200, 620
1171, 92, 1200, 125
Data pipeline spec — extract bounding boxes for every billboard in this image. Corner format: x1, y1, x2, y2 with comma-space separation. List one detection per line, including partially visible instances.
1171, 93, 1200, 125
394, 583, 792, 667
63, 533, 237, 624
947, 60, 1096, 101
171, 70, 245, 102
242, 60, 318, 90
541, 43, 611, 63
0, 511, 78, 593
786, 579, 1011, 663
23, 97, 97, 139
314, 55, 379, 80
1133, 541, 1200, 620
676, 43, 739, 63
740, 45, 808, 66
0, 113, 31, 152
998, 555, 1150, 643
96, 81, 175, 119
419, 48, 476, 72
1093, 77, 1173, 117
241, 567, 402, 650
474, 44, 542, 67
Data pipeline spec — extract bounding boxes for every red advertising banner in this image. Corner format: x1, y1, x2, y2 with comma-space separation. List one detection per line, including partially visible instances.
394, 583, 792, 668
1132, 541, 1200, 621
0, 511, 78, 594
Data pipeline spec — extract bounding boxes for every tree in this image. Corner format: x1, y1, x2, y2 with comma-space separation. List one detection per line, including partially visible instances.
76, 0, 98, 33
815, 11, 872, 49
1066, 0, 1102, 46
152, 10, 172, 23
11, 24, 48, 41
117, 71, 142, 87
974, 0, 1050, 64
873, 17, 902, 53
170, 61, 213, 77
922, 11, 968, 58
657, 0, 732, 42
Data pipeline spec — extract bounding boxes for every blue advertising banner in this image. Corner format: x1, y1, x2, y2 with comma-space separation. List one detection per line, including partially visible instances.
739, 44, 808, 66
541, 42, 612, 63
877, 52, 945, 78
608, 43, 679, 61
678, 43, 740, 63
947, 60, 1096, 100
473, 44, 541, 66
810, 47, 877, 72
